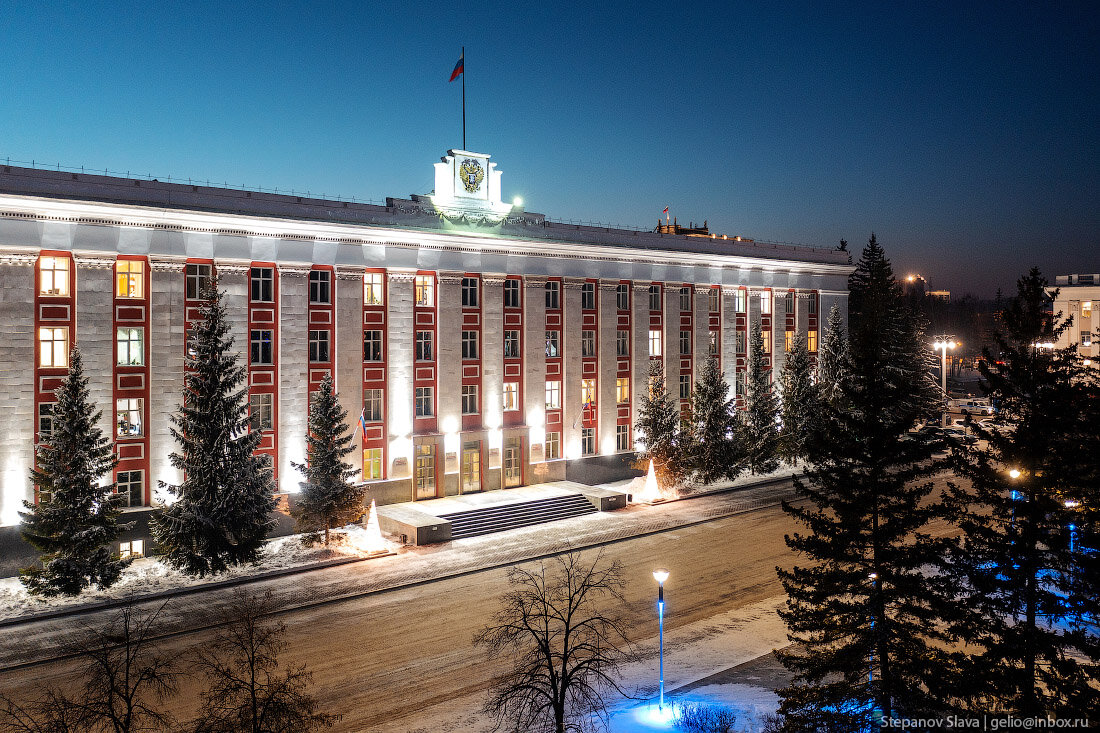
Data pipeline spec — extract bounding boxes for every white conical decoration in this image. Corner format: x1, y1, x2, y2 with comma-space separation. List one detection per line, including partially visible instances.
363, 499, 387, 554
637, 460, 663, 503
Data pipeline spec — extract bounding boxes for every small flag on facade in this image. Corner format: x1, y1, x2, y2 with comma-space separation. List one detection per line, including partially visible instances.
358, 407, 368, 436
662, 206, 669, 214
449, 53, 464, 82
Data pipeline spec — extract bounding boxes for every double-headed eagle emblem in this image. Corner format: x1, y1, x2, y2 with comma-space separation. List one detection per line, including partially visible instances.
459, 158, 485, 193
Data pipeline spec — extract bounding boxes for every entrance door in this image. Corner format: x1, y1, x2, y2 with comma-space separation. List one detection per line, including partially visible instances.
414, 443, 437, 500
503, 437, 523, 488
461, 441, 481, 493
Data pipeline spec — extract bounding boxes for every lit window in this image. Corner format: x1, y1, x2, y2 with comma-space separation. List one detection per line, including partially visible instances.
416, 330, 433, 361
504, 279, 521, 309
709, 331, 719, 356
461, 385, 479, 415
309, 270, 331, 304
649, 285, 661, 311
503, 382, 519, 411
39, 256, 70, 296
250, 330, 274, 365
760, 291, 771, 315
808, 330, 818, 353
785, 330, 794, 352
462, 331, 479, 360
1082, 331, 1093, 347
736, 330, 746, 354
504, 330, 520, 358
186, 263, 213, 300
415, 444, 436, 493
115, 398, 143, 437
735, 289, 746, 314
309, 330, 330, 362
39, 327, 69, 368
250, 267, 274, 302
679, 287, 691, 312
582, 428, 596, 456
1081, 301, 1092, 317
462, 277, 479, 307
581, 282, 595, 310
363, 448, 383, 480
116, 328, 144, 366
363, 389, 383, 421
415, 387, 434, 417
785, 292, 795, 315
616, 330, 629, 357
762, 330, 772, 354
616, 284, 629, 310
119, 539, 145, 559
117, 470, 143, 507
545, 331, 560, 357
679, 330, 691, 355
116, 260, 144, 298
363, 330, 383, 361
415, 275, 434, 307
649, 330, 662, 357
250, 393, 274, 431
581, 379, 596, 406
364, 272, 385, 306
545, 432, 561, 460
616, 424, 631, 451
581, 330, 595, 357
545, 381, 561, 410
679, 374, 691, 400
616, 377, 630, 404
545, 281, 560, 310
38, 402, 55, 442
708, 288, 720, 313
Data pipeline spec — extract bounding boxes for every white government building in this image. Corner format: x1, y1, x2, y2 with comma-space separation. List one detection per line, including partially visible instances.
1051, 274, 1100, 359
0, 149, 851, 535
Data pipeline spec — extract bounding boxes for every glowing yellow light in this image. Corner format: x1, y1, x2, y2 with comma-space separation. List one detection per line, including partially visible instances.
1009, 469, 1021, 479
637, 460, 663, 503
652, 568, 670, 584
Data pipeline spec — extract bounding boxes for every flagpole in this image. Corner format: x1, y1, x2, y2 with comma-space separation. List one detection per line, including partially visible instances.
461, 46, 466, 150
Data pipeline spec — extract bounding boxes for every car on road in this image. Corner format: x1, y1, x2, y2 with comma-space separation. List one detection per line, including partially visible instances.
949, 398, 994, 416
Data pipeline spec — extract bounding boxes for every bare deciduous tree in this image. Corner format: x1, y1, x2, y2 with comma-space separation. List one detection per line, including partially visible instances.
191, 590, 339, 733
474, 551, 636, 733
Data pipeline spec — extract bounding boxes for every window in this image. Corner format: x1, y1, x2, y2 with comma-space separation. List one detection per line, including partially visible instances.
1081, 301, 1092, 317
735, 371, 746, 398
414, 275, 434, 307
581, 379, 596, 407
250, 393, 274, 431
504, 279, 521, 308
709, 331, 719, 356
649, 285, 661, 311
616, 377, 630, 404
38, 403, 54, 442
679, 374, 691, 400
309, 330, 330, 362
363, 448, 383, 480
546, 432, 561, 460
762, 330, 772, 354
582, 428, 596, 456
119, 539, 145, 559
186, 263, 212, 299
616, 424, 631, 451
461, 385, 479, 414
250, 267, 274, 302
363, 389, 383, 421
116, 260, 144, 298
415, 444, 436, 493
545, 331, 560, 357
808, 330, 818, 352
39, 327, 69, 368
649, 330, 662, 357
616, 284, 629, 310
708, 288, 720, 313
616, 330, 629, 357
679, 330, 691, 355
785, 330, 795, 352
364, 272, 384, 305
679, 287, 691, 312
735, 289, 746, 314
808, 296, 817, 314
415, 387, 434, 417
39, 256, 70, 296
415, 330, 433, 361
581, 282, 595, 310
309, 270, 331, 304
504, 330, 520, 358
736, 330, 746, 354
117, 470, 143, 507
1082, 331, 1093, 348
503, 382, 519, 411
116, 327, 144, 366
363, 330, 383, 361
251, 330, 274, 365
760, 291, 771, 314
462, 331, 479, 360
545, 280, 560, 310
785, 291, 795, 315
581, 330, 595, 357
545, 381, 561, 409
461, 277, 479, 307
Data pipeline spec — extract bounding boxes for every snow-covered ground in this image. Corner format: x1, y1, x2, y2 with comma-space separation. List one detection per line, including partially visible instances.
0, 525, 397, 622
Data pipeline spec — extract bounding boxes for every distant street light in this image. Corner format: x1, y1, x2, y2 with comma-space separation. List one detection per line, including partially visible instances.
1009, 468, 1021, 479
933, 336, 958, 427
653, 568, 670, 710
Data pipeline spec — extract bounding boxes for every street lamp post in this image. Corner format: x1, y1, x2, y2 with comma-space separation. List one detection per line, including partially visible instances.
933, 336, 958, 427
653, 568, 669, 710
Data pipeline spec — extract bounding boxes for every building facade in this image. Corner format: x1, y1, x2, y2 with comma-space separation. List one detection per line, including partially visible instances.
0, 150, 852, 530
1051, 274, 1100, 358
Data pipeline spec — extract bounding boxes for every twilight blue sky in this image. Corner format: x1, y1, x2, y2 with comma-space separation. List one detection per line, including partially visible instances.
2, 1, 1097, 297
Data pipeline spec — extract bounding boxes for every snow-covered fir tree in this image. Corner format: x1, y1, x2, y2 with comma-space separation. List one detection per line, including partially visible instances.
945, 269, 1098, 716
777, 234, 950, 728
634, 359, 685, 486
19, 348, 127, 596
291, 374, 365, 546
744, 322, 780, 474
778, 331, 816, 463
689, 355, 744, 484
152, 279, 276, 576
816, 303, 850, 408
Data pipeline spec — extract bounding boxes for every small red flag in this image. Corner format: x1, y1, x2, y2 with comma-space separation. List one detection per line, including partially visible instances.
449, 54, 464, 82
662, 206, 669, 214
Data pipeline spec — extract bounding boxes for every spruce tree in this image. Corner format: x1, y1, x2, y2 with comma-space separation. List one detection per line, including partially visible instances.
777, 234, 950, 727
778, 331, 816, 463
690, 355, 744, 484
634, 359, 684, 487
152, 279, 276, 576
291, 374, 365, 546
945, 269, 1098, 715
744, 322, 779, 474
816, 304, 850, 409
19, 348, 127, 596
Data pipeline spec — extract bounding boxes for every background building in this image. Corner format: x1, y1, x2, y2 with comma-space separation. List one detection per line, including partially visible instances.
1051, 274, 1099, 358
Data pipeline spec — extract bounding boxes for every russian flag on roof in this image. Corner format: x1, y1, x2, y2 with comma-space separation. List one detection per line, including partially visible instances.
449, 53, 464, 82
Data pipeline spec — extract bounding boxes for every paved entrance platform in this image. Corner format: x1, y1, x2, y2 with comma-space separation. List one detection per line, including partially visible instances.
376, 481, 629, 545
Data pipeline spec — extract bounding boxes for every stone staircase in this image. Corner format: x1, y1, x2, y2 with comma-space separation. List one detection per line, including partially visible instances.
435, 492, 598, 540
